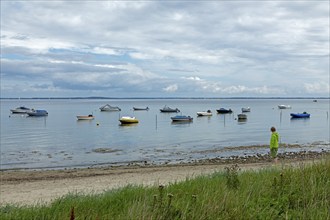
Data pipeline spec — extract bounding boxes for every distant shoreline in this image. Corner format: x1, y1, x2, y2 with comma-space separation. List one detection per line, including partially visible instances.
1, 97, 329, 100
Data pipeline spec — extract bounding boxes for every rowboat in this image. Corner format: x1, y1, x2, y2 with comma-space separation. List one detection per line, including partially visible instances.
197, 110, 212, 116
290, 112, 310, 118
77, 114, 94, 120
119, 116, 139, 124
133, 107, 149, 111
26, 109, 48, 116
171, 115, 193, 122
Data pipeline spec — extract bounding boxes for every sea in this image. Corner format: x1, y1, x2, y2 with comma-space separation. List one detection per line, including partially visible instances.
1, 98, 329, 170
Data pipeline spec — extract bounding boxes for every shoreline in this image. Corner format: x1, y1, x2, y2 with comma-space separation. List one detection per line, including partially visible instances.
1, 142, 329, 171
1, 151, 329, 206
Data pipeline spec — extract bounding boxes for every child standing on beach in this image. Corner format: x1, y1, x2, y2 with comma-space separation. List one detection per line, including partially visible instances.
270, 127, 279, 163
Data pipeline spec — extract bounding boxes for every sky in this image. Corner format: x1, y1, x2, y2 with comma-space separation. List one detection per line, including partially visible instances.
1, 1, 329, 98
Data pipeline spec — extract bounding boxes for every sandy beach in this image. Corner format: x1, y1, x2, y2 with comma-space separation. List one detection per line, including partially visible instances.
1, 150, 328, 206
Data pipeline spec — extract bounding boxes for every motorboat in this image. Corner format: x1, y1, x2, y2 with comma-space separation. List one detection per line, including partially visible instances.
290, 112, 310, 118
99, 104, 121, 111
197, 110, 212, 116
216, 108, 233, 114
160, 105, 180, 113
237, 113, 247, 120
77, 114, 94, 120
119, 116, 139, 124
10, 106, 31, 114
171, 115, 193, 122
241, 107, 251, 112
26, 109, 48, 116
133, 107, 149, 111
278, 105, 291, 109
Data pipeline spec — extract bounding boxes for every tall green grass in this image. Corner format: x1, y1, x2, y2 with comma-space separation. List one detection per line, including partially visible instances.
1, 159, 329, 219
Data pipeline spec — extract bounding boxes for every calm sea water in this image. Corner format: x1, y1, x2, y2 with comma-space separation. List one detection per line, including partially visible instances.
1, 98, 329, 170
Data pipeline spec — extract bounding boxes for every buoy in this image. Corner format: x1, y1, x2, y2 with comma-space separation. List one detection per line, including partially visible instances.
96, 122, 100, 126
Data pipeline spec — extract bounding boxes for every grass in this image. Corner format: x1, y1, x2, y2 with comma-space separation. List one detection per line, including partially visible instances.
1, 158, 329, 220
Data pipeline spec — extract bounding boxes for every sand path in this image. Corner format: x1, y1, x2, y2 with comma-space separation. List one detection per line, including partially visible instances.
0, 162, 277, 206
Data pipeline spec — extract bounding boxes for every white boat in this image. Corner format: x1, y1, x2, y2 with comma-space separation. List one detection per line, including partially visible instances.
241, 107, 250, 112
197, 110, 212, 116
119, 116, 139, 124
100, 104, 121, 111
27, 109, 48, 116
278, 105, 291, 109
10, 106, 31, 114
77, 114, 94, 120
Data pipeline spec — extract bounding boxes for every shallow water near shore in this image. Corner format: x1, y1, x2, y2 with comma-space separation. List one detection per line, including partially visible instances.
1, 98, 329, 170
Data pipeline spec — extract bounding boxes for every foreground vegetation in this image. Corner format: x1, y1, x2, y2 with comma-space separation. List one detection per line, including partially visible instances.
1, 159, 329, 219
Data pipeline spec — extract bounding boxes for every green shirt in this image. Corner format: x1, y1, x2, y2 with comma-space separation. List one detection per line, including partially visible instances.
270, 132, 279, 149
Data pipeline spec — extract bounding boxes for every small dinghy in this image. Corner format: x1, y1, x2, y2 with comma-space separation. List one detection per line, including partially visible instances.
77, 114, 94, 120
290, 112, 310, 118
119, 116, 139, 124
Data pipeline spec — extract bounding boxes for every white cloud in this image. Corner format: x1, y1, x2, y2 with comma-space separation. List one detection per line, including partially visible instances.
304, 82, 330, 94
163, 84, 178, 93
1, 1, 329, 97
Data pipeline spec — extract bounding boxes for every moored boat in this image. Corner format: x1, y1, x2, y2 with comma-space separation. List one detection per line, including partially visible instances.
77, 114, 94, 120
237, 113, 247, 120
278, 105, 291, 109
99, 104, 121, 111
216, 108, 233, 114
119, 116, 139, 124
241, 107, 250, 112
160, 105, 180, 113
197, 110, 212, 116
133, 107, 149, 111
171, 115, 193, 122
27, 109, 48, 116
10, 106, 31, 114
290, 112, 310, 118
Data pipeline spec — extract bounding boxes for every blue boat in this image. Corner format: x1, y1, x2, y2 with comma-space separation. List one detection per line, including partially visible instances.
27, 109, 48, 116
171, 115, 193, 122
290, 112, 310, 118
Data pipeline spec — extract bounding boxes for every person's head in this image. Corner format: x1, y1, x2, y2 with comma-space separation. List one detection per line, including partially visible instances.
270, 127, 276, 132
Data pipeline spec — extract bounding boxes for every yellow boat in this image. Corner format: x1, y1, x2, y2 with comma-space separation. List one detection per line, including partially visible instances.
119, 116, 139, 124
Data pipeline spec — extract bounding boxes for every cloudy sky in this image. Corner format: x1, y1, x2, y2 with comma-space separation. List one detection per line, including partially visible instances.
1, 1, 329, 98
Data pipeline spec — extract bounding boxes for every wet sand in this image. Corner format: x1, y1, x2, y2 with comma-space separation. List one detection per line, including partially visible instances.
1, 151, 329, 206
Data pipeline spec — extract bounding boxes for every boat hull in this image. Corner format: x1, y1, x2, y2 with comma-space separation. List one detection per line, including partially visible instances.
27, 110, 48, 116
119, 117, 139, 124
10, 107, 31, 114
133, 107, 149, 111
290, 113, 310, 118
77, 116, 94, 120
171, 115, 193, 122
160, 106, 180, 113
197, 111, 212, 116
278, 105, 291, 109
216, 108, 232, 114
237, 114, 247, 120
241, 107, 250, 112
